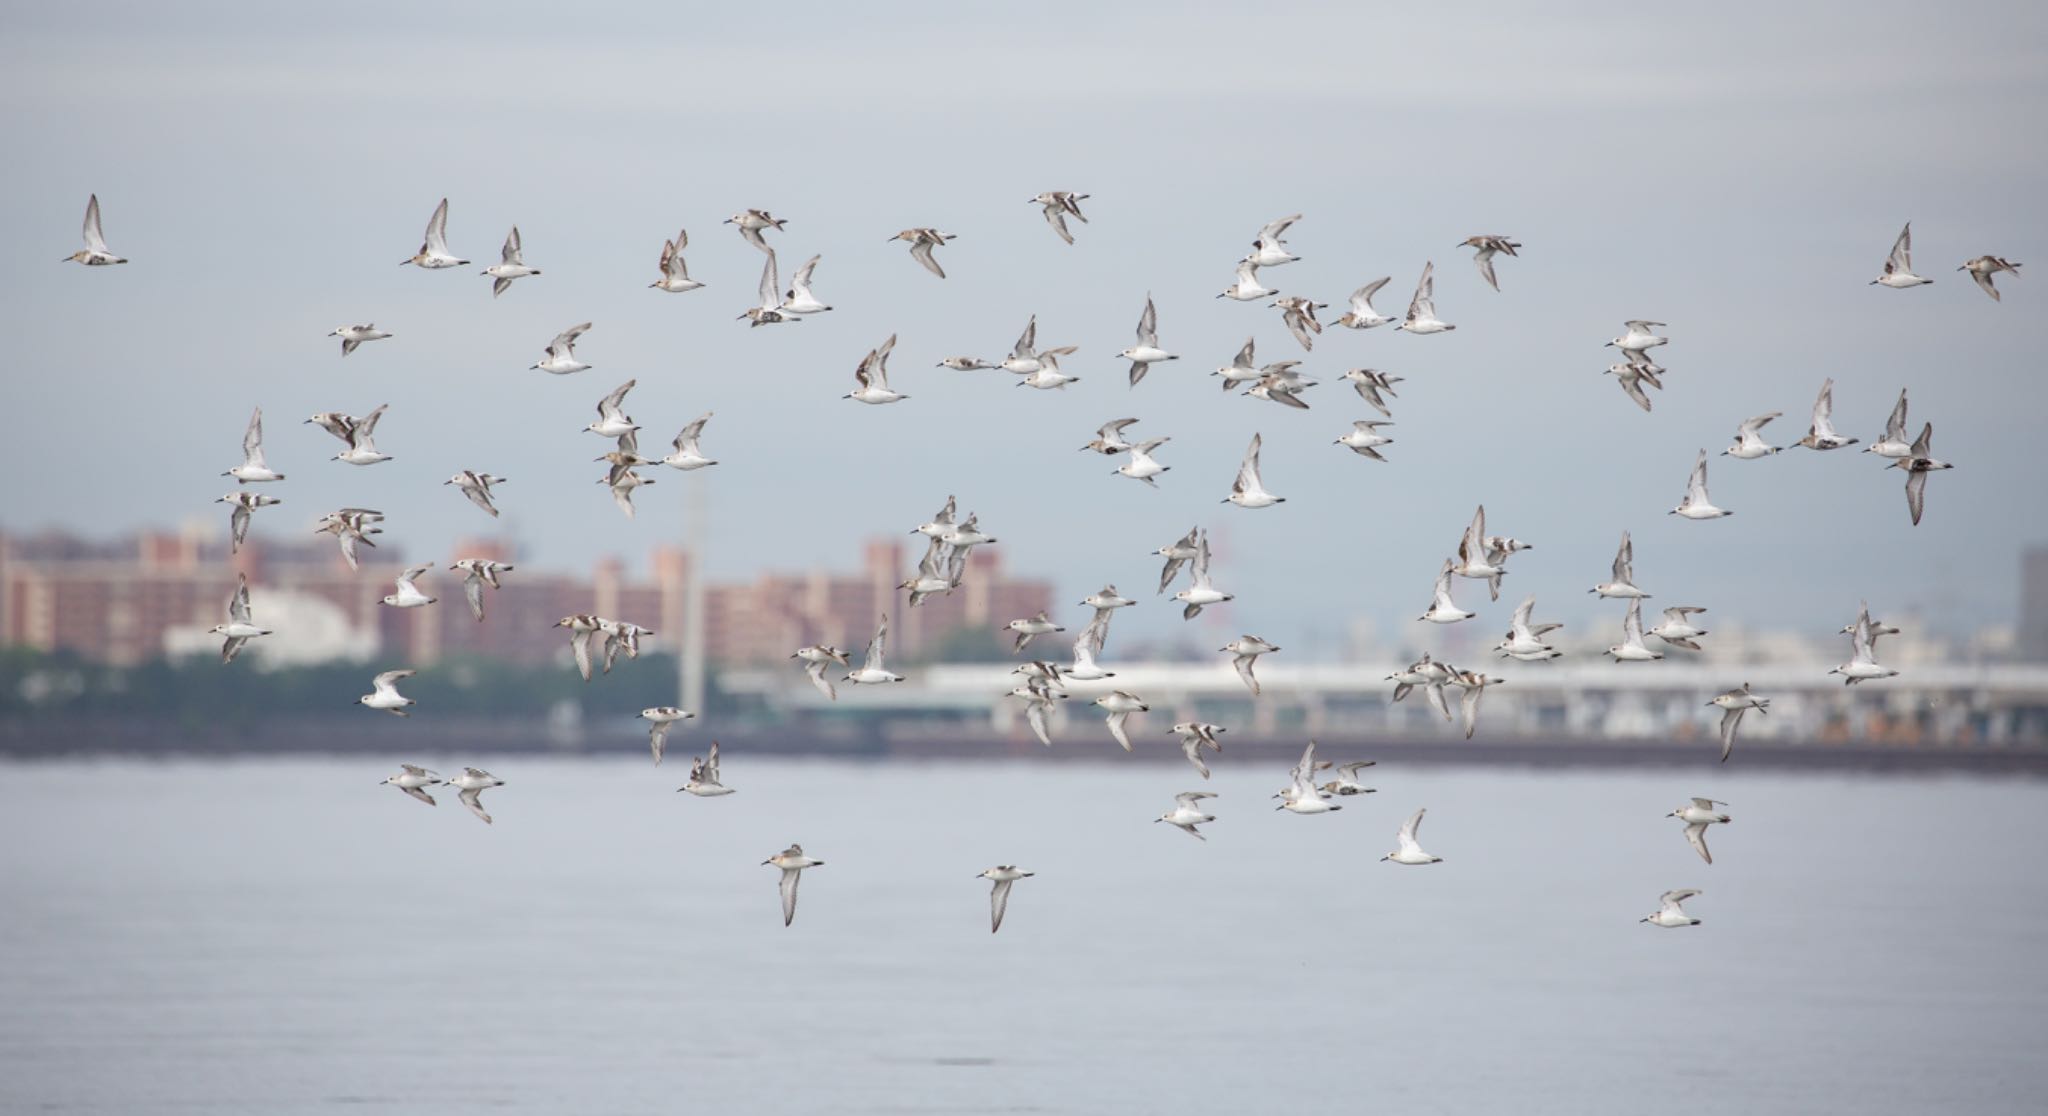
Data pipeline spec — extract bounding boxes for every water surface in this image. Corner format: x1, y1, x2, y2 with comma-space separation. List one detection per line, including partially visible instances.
2, 756, 2044, 1114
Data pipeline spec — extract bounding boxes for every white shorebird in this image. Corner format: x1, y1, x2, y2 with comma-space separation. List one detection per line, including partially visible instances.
1871, 222, 1932, 288
1496, 595, 1563, 661
1419, 559, 1475, 624
792, 644, 849, 700
379, 765, 441, 807
554, 614, 605, 682
381, 564, 437, 609
1334, 278, 1394, 329
330, 403, 391, 466
1080, 586, 1136, 613
1709, 683, 1769, 762
1394, 262, 1454, 334
739, 248, 795, 327
209, 573, 271, 664
601, 463, 655, 517
977, 866, 1035, 933
941, 511, 996, 550
1174, 531, 1232, 619
1590, 531, 1651, 598
1319, 760, 1377, 797
914, 495, 959, 541
1890, 422, 1953, 526
680, 740, 734, 796
224, 407, 284, 483
1459, 235, 1521, 291
846, 335, 908, 404
1081, 417, 1140, 455
1723, 412, 1783, 459
358, 669, 418, 716
1450, 669, 1502, 739
532, 322, 592, 374
1169, 721, 1225, 780
1841, 602, 1901, 651
639, 706, 695, 765
1335, 420, 1394, 461
1959, 254, 2021, 301
1605, 319, 1668, 363
1670, 449, 1732, 519
1004, 611, 1064, 653
1864, 390, 1913, 459
1094, 690, 1148, 751
937, 355, 999, 371
1224, 433, 1284, 508
599, 620, 652, 674
1273, 295, 1326, 351
662, 414, 718, 470
446, 768, 504, 825
1212, 337, 1265, 391
1157, 791, 1217, 840
1217, 257, 1277, 301
1388, 655, 1457, 721
482, 226, 540, 297
762, 844, 824, 927
649, 229, 703, 293
1449, 505, 1506, 596
1032, 190, 1089, 244
1606, 360, 1663, 413
329, 324, 391, 356
1244, 366, 1316, 410
778, 254, 833, 315
586, 379, 639, 439
1121, 295, 1178, 386
900, 536, 964, 607
1009, 677, 1063, 746
64, 194, 126, 265
997, 316, 1044, 375
450, 558, 513, 621
317, 508, 384, 571
1060, 613, 1116, 682
1641, 889, 1702, 928
1791, 377, 1858, 450
1606, 599, 1664, 662
216, 491, 280, 554
1668, 798, 1731, 865
1016, 347, 1081, 390
725, 209, 787, 254
1276, 740, 1341, 814
1648, 606, 1710, 651
845, 614, 903, 685
890, 227, 956, 278
1341, 369, 1402, 416
401, 198, 467, 269
1247, 213, 1302, 267
1221, 635, 1278, 696
1154, 526, 1200, 594
445, 470, 506, 518
1382, 808, 1441, 864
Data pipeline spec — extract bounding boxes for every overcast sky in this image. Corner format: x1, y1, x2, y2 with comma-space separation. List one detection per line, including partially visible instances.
3, 1, 2043, 658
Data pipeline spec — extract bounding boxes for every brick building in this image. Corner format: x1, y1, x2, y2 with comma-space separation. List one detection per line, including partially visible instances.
0, 527, 1050, 667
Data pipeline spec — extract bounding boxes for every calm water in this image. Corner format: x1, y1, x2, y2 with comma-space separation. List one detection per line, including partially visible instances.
2, 754, 2045, 1115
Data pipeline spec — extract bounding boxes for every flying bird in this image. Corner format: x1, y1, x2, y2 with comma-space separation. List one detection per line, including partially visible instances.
1031, 191, 1089, 244
401, 198, 467, 268
64, 194, 126, 265
1458, 235, 1521, 291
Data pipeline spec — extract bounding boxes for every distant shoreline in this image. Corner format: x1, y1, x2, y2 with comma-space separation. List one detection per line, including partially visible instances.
6, 715, 2044, 775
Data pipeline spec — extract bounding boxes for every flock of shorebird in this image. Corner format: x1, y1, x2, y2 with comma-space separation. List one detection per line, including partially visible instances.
67, 190, 2012, 932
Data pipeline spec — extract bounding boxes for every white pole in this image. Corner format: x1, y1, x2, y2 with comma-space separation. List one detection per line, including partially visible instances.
682, 473, 707, 713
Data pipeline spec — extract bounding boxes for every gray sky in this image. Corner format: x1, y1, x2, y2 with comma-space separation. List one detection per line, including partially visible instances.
4, 1, 2044, 657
